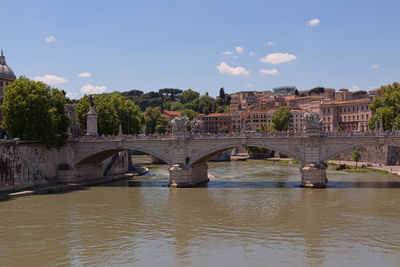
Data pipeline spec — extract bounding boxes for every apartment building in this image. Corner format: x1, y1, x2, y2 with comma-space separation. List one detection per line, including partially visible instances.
320, 98, 373, 132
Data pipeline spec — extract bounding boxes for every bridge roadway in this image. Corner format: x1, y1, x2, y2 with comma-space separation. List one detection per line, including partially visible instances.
63, 132, 400, 188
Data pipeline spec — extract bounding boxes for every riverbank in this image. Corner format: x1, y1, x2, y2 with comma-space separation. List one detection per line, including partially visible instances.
328, 160, 396, 174
261, 157, 396, 175
0, 166, 149, 201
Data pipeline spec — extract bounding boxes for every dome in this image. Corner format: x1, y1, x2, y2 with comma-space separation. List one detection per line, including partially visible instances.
0, 64, 15, 77
0, 49, 16, 79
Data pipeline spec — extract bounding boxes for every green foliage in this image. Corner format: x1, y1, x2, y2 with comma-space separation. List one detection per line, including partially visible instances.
159, 88, 183, 102
77, 93, 142, 135
1, 76, 69, 148
219, 87, 225, 101
216, 106, 225, 113
352, 148, 361, 168
180, 109, 199, 120
352, 90, 367, 98
144, 107, 169, 134
271, 106, 291, 131
219, 127, 229, 133
155, 116, 169, 134
368, 82, 400, 130
308, 87, 325, 95
179, 89, 200, 104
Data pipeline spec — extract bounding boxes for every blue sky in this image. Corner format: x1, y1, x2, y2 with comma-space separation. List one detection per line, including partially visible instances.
1, 0, 400, 98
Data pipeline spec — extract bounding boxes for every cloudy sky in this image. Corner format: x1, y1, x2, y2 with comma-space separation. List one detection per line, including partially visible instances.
1, 0, 400, 98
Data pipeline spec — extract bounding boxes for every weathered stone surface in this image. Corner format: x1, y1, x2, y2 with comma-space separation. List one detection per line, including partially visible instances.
3, 134, 400, 191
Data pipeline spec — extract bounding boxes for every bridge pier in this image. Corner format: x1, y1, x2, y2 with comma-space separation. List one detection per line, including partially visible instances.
300, 163, 327, 188
169, 162, 209, 187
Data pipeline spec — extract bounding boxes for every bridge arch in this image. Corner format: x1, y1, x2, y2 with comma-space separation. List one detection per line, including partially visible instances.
72, 145, 171, 166
189, 141, 304, 166
320, 141, 379, 163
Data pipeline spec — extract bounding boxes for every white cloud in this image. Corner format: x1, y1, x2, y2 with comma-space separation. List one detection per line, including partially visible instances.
81, 83, 107, 94
222, 51, 234, 55
370, 64, 380, 69
267, 41, 275, 46
33, 74, 67, 85
216, 62, 250, 77
78, 72, 92, 78
351, 85, 361, 91
307, 19, 320, 27
45, 35, 56, 43
66, 91, 78, 99
248, 51, 256, 56
260, 52, 297, 64
246, 83, 254, 88
259, 68, 279, 76
235, 46, 244, 54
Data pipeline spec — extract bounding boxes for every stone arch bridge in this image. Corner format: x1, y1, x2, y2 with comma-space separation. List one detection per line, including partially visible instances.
4, 134, 395, 189
2, 134, 400, 189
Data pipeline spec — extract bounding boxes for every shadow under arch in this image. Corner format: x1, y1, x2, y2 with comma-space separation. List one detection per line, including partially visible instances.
189, 143, 303, 167
321, 141, 386, 163
72, 146, 171, 167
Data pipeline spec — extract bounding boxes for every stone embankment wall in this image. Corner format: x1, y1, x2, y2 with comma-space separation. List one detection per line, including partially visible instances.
106, 150, 130, 176
336, 145, 400, 165
0, 142, 130, 192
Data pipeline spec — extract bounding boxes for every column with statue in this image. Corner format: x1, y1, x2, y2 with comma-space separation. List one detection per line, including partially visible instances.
86, 96, 98, 136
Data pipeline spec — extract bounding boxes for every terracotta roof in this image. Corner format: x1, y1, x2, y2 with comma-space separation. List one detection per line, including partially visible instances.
202, 113, 232, 118
320, 98, 371, 106
163, 110, 181, 116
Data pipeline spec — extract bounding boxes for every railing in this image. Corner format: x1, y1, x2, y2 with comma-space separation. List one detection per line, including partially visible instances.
77, 130, 400, 142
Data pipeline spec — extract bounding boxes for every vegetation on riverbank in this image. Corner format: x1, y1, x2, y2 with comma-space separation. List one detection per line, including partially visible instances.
327, 162, 390, 174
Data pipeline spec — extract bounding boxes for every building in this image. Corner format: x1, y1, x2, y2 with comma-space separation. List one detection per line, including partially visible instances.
272, 86, 296, 94
202, 113, 232, 133
0, 50, 16, 105
162, 110, 181, 120
335, 88, 353, 101
230, 91, 258, 112
232, 110, 274, 133
290, 110, 305, 132
320, 98, 373, 132
65, 103, 82, 138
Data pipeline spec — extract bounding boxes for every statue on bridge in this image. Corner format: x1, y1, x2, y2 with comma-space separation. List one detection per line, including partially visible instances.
170, 115, 189, 136
190, 118, 204, 134
304, 112, 323, 137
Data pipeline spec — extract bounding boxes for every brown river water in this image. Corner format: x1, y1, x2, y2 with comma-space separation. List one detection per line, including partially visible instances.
1, 158, 400, 266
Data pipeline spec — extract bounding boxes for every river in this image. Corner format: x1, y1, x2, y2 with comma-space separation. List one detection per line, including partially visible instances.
1, 158, 400, 266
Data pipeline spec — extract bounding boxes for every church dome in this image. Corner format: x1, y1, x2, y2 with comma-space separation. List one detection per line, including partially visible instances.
0, 50, 16, 79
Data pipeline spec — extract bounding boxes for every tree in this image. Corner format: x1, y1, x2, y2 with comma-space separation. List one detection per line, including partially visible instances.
368, 82, 400, 130
159, 88, 183, 101
295, 89, 299, 96
352, 148, 361, 168
180, 109, 199, 120
219, 87, 225, 102
308, 87, 325, 95
76, 93, 142, 135
1, 76, 69, 148
179, 89, 200, 104
219, 127, 229, 133
143, 107, 169, 134
155, 116, 169, 134
271, 106, 291, 131
216, 106, 225, 113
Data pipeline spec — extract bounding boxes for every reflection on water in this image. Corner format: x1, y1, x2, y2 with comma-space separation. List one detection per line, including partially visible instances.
0, 158, 400, 266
